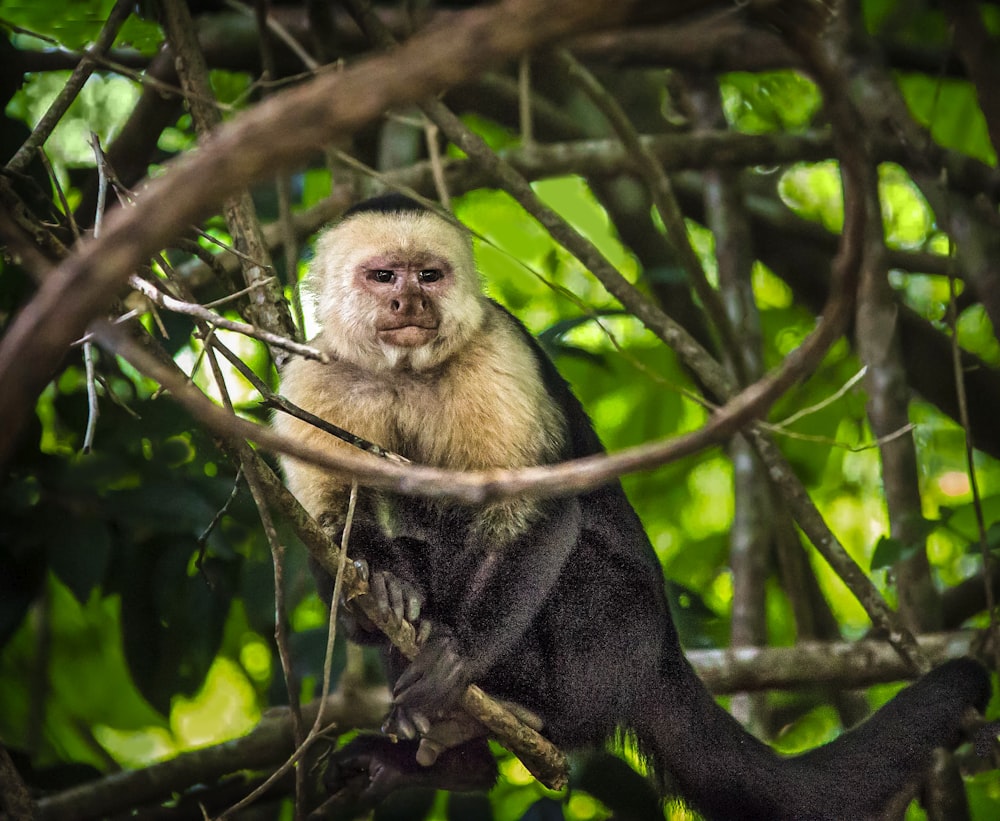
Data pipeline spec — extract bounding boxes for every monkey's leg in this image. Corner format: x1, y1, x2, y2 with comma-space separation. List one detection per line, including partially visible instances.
315, 735, 497, 817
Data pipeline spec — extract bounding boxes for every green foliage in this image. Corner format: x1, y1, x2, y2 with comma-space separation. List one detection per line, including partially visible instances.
720, 71, 821, 133
3, 1, 1000, 817
0, 0, 161, 52
0, 576, 165, 770
0, 358, 330, 768
897, 74, 997, 165
6, 71, 141, 169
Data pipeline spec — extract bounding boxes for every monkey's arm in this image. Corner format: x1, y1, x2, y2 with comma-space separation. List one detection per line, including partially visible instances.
391, 497, 582, 718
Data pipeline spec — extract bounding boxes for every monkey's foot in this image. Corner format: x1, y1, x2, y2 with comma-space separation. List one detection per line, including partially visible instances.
339, 559, 431, 644
313, 735, 497, 817
393, 628, 470, 711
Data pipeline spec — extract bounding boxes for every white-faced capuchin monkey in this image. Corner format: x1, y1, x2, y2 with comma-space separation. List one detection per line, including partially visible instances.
275, 194, 991, 820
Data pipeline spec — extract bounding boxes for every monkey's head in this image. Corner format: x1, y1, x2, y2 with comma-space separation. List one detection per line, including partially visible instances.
310, 195, 487, 372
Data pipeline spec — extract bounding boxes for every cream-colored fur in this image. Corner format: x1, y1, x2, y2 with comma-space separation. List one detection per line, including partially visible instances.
309, 210, 486, 374
276, 208, 566, 545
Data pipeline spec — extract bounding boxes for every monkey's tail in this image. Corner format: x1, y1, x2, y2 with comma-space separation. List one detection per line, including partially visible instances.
631, 656, 990, 821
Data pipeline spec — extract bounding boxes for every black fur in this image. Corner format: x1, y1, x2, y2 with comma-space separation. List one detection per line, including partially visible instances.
312, 202, 991, 820
342, 192, 429, 219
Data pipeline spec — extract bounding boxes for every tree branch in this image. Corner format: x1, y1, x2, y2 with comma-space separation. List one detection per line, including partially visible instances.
33, 629, 983, 821
35, 690, 390, 821
0, 0, 645, 467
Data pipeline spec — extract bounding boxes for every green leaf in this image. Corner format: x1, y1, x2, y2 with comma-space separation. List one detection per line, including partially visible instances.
47, 516, 111, 604
116, 537, 238, 712
871, 536, 922, 570
984, 521, 1000, 552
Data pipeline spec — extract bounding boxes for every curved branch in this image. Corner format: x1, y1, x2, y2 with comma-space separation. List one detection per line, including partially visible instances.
35, 690, 390, 821
691, 631, 981, 694
95, 296, 845, 509
34, 629, 982, 821
0, 0, 644, 468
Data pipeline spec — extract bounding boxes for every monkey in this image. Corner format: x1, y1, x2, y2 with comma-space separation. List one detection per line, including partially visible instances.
274, 193, 991, 820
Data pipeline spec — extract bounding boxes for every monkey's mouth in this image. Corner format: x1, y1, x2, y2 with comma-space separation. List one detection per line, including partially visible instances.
377, 324, 439, 347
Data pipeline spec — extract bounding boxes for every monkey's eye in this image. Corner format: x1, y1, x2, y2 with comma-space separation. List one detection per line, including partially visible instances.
419, 269, 443, 283
372, 270, 395, 283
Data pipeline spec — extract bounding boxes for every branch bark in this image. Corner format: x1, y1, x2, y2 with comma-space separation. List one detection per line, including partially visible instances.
33, 629, 983, 821
0, 0, 644, 468
35, 690, 390, 821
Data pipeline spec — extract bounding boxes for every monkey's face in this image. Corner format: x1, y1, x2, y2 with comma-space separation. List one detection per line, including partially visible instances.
355, 254, 450, 348
310, 210, 486, 371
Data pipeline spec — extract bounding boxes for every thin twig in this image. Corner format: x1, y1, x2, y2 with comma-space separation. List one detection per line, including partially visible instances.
761, 420, 915, 451
128, 274, 327, 361
332, 150, 445, 213
315, 482, 358, 732
225, 0, 321, 71
555, 48, 743, 380
90, 133, 110, 235
82, 134, 112, 454
38, 150, 81, 240
196, 466, 244, 573
518, 55, 533, 147
265, 395, 411, 463
424, 120, 451, 210
947, 253, 1000, 672
95, 374, 141, 418
196, 227, 277, 269
208, 337, 409, 463
202, 277, 280, 309
82, 343, 99, 454
244, 461, 304, 773
775, 365, 868, 427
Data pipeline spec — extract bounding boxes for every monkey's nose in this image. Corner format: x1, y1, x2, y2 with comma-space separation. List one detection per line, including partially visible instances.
390, 296, 429, 314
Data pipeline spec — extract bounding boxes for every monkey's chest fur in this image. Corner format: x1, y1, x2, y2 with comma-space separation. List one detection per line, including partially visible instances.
324, 311, 568, 546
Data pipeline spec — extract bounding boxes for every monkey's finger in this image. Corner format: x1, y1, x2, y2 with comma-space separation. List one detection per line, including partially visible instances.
416, 619, 432, 645
393, 707, 430, 738
370, 571, 391, 620
384, 707, 417, 740
404, 587, 422, 623
364, 761, 390, 797
385, 575, 406, 622
394, 661, 467, 710
412, 710, 431, 736
353, 559, 369, 583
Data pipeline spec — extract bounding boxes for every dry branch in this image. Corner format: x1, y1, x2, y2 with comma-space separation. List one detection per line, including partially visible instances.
35, 690, 390, 821
127, 274, 325, 360
33, 630, 983, 821
0, 0, 647, 467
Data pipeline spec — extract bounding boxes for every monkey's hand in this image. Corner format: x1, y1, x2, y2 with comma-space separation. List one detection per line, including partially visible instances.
341, 560, 429, 644
384, 628, 471, 743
